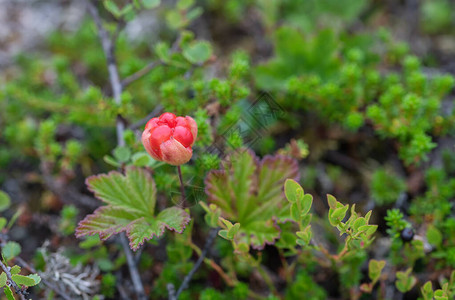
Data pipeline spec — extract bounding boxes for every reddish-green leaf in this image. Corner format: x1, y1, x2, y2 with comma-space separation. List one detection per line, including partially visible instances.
76, 167, 190, 251
205, 150, 299, 249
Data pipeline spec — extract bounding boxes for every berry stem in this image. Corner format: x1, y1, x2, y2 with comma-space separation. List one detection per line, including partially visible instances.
177, 165, 186, 207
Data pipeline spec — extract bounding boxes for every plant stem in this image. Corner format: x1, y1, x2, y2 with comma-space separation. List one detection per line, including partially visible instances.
86, 1, 146, 299
278, 248, 293, 284
257, 265, 278, 296
189, 241, 237, 287
177, 165, 186, 207
172, 228, 219, 299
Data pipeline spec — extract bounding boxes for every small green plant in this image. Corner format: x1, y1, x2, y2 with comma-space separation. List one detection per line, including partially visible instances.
420, 271, 455, 300
395, 268, 417, 293
420, 0, 454, 34
0, 192, 41, 299
370, 168, 406, 206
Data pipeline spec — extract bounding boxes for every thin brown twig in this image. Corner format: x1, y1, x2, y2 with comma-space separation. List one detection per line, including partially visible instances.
112, 19, 126, 48
188, 242, 237, 287
120, 235, 147, 300
86, 0, 125, 147
169, 228, 220, 300
122, 60, 163, 88
121, 35, 181, 88
128, 104, 163, 130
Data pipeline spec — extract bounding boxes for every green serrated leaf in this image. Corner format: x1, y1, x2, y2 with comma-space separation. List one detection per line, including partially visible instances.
12, 274, 36, 287
240, 220, 280, 249
2, 242, 21, 261
10, 265, 20, 275
205, 150, 299, 249
87, 166, 156, 214
0, 191, 11, 212
183, 41, 212, 64
128, 207, 190, 251
0, 272, 6, 287
76, 167, 190, 251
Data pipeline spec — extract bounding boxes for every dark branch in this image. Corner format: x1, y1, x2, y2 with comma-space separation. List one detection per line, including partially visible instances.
121, 60, 162, 88
0, 258, 26, 300
128, 104, 163, 130
120, 234, 147, 300
170, 228, 219, 300
86, 0, 125, 147
121, 35, 181, 88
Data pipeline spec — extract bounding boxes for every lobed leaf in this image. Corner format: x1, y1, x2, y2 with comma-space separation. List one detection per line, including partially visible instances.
76, 206, 139, 240
239, 220, 281, 249
77, 167, 190, 251
86, 166, 157, 215
205, 149, 299, 249
127, 207, 190, 251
